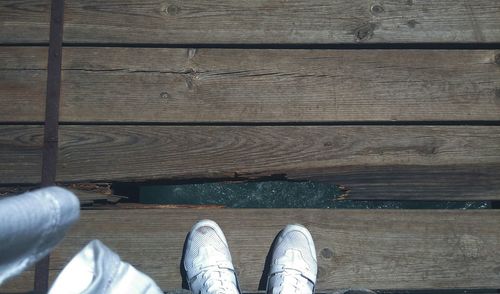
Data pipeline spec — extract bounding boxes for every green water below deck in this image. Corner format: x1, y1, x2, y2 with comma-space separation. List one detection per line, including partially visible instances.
139, 181, 490, 209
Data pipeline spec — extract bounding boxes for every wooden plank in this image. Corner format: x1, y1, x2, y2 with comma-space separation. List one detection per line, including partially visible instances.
0, 0, 50, 44
2, 47, 500, 123
63, 0, 500, 43
288, 164, 500, 200
2, 209, 500, 291
3, 125, 499, 199
2, 0, 500, 44
0, 126, 43, 184
54, 125, 500, 200
0, 47, 47, 122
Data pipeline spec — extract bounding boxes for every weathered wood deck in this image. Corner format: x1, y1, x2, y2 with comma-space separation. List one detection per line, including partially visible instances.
4, 210, 500, 291
2, 0, 500, 44
1, 0, 500, 292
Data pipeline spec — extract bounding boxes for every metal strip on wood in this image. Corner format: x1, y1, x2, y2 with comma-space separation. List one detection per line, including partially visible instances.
34, 0, 65, 292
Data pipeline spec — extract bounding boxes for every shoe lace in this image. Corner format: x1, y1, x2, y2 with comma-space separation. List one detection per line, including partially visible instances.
272, 269, 314, 294
200, 266, 239, 294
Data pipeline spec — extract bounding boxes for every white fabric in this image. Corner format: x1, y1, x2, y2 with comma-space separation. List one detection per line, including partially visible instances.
0, 186, 162, 293
0, 186, 80, 285
50, 240, 163, 294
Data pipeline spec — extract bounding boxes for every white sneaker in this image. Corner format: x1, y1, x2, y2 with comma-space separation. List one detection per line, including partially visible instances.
184, 220, 240, 294
266, 224, 317, 294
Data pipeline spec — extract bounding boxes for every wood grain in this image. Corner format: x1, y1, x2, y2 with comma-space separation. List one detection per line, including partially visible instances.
2, 47, 500, 122
0, 126, 43, 184
2, 209, 500, 291
4, 0, 500, 44
54, 125, 500, 188
0, 0, 50, 44
0, 48, 47, 122
3, 125, 500, 200
288, 164, 500, 200
64, 0, 500, 44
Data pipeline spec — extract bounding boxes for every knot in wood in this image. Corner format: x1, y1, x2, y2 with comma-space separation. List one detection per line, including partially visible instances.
494, 53, 500, 65
355, 23, 376, 41
320, 247, 334, 259
166, 4, 180, 15
407, 19, 419, 28
495, 88, 500, 99
370, 4, 384, 14
160, 92, 170, 100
